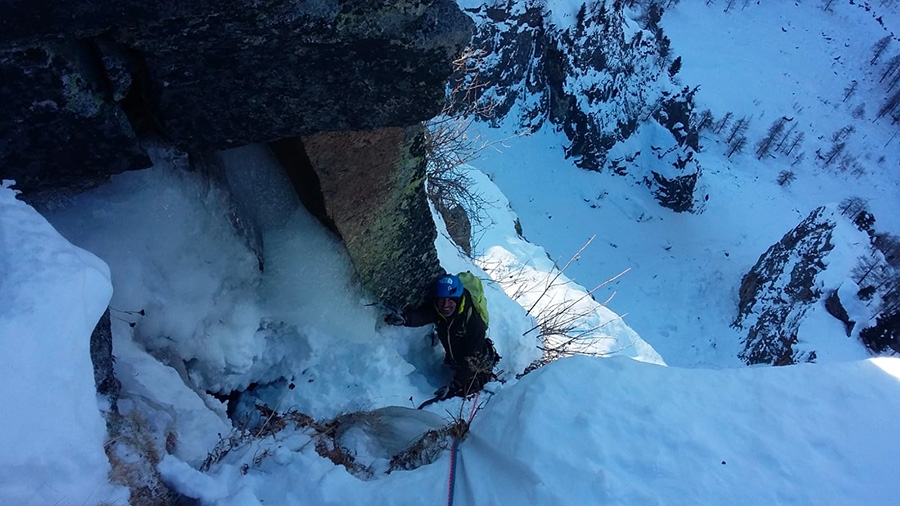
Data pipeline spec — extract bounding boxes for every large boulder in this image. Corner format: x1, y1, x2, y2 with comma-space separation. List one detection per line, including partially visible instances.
1, 0, 473, 307
0, 43, 152, 198
1, 0, 473, 196
116, 0, 473, 150
273, 127, 443, 309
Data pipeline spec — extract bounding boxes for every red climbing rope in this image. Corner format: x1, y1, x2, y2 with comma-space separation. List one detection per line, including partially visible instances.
446, 391, 481, 506
466, 392, 480, 424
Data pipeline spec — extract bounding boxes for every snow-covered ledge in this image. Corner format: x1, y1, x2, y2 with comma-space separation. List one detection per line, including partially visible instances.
0, 181, 127, 504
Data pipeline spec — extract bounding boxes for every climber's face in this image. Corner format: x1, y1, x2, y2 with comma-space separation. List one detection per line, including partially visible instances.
436, 297, 458, 317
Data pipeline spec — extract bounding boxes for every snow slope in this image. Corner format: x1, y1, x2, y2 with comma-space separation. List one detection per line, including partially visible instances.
2, 1, 900, 505
471, 0, 900, 368
0, 182, 128, 505
4, 138, 899, 504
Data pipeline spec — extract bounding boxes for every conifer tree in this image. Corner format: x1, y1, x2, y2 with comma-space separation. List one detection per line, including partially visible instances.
694, 109, 714, 132
879, 54, 900, 84
871, 36, 891, 66
726, 116, 750, 144
832, 125, 855, 142
756, 117, 789, 159
776, 170, 796, 186
874, 233, 900, 268
877, 89, 900, 119
838, 196, 868, 218
782, 131, 804, 156
774, 121, 798, 153
843, 80, 858, 102
727, 135, 747, 158
714, 111, 733, 134
859, 310, 899, 354
668, 56, 682, 78
822, 141, 845, 165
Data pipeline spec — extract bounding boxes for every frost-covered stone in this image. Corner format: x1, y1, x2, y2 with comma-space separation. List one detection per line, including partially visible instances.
459, 0, 668, 170
734, 206, 837, 365
1, 0, 473, 198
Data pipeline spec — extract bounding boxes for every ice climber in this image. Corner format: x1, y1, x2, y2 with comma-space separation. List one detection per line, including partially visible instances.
384, 273, 499, 402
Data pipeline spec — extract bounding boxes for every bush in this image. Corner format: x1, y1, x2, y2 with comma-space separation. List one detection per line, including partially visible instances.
105, 412, 180, 505
481, 236, 633, 376
776, 170, 796, 186
424, 47, 519, 255
860, 310, 900, 354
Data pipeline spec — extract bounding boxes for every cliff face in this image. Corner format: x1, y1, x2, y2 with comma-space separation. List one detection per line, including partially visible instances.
456, 0, 701, 211
1, 0, 473, 309
734, 207, 838, 366
461, 0, 667, 156
1, 0, 471, 194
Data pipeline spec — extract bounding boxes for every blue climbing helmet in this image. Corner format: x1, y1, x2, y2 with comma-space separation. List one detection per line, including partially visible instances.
434, 274, 464, 299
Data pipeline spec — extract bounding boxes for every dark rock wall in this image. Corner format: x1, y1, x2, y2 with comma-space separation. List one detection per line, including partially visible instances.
2, 0, 472, 197
734, 207, 836, 365
824, 290, 855, 337
2, 0, 473, 309
90, 308, 120, 412
0, 43, 151, 197
116, 0, 474, 150
458, 0, 668, 170
301, 126, 443, 309
645, 86, 703, 212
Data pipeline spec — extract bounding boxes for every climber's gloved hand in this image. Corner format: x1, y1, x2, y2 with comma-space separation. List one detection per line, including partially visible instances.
435, 378, 465, 400
433, 384, 452, 400
384, 312, 406, 326
449, 378, 467, 397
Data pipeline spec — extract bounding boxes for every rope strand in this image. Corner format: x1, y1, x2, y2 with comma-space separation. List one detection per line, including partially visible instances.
447, 391, 481, 506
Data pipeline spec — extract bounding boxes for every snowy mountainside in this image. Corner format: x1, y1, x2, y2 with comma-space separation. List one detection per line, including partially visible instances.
663, 1, 900, 229
734, 205, 875, 366
5, 165, 900, 504
5, 1, 900, 503
465, 0, 900, 368
457, 0, 673, 170
661, 1, 900, 359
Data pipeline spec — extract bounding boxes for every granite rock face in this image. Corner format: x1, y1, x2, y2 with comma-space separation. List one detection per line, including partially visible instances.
115, 0, 474, 150
0, 43, 151, 197
734, 207, 836, 365
90, 308, 121, 412
2, 0, 473, 308
276, 127, 443, 309
1, 0, 472, 196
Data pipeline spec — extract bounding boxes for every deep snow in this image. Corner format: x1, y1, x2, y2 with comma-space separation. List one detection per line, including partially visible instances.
1, 1, 900, 505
